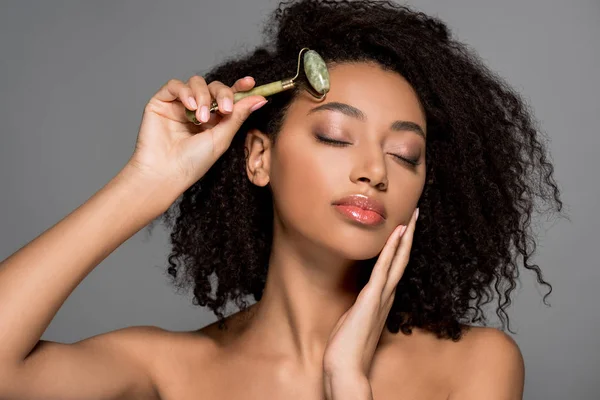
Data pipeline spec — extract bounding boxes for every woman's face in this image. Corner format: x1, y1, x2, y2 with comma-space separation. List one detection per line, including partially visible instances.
248, 62, 427, 260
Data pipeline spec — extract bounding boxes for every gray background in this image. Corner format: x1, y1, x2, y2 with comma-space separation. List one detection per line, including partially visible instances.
0, 0, 598, 398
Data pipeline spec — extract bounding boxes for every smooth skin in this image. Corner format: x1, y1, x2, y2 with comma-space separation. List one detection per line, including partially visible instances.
322, 214, 416, 399
0, 63, 524, 399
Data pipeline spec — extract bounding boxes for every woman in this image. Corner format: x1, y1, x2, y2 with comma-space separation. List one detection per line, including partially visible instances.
0, 0, 563, 398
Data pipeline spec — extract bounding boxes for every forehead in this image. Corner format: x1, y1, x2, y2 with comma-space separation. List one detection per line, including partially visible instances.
289, 62, 426, 130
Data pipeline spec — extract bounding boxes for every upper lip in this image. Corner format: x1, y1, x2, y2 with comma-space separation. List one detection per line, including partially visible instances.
332, 194, 387, 219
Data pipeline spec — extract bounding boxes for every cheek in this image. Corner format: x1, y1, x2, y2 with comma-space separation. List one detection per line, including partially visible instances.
385, 174, 424, 223
270, 140, 337, 228
267, 133, 424, 259
268, 141, 390, 260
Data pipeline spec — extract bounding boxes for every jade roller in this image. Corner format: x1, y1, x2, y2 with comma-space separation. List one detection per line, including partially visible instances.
185, 47, 330, 125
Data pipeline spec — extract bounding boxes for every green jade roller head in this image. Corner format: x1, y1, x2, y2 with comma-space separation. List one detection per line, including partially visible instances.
185, 47, 330, 125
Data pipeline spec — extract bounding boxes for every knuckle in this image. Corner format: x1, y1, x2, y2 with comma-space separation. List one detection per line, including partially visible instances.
207, 80, 224, 92
192, 86, 211, 104
180, 87, 194, 101
190, 76, 209, 96
196, 92, 210, 103
181, 85, 193, 95
217, 87, 234, 101
144, 102, 155, 113
188, 75, 206, 84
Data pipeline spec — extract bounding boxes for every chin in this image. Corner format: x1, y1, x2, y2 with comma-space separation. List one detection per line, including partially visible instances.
323, 225, 391, 260
280, 207, 394, 260
335, 243, 386, 260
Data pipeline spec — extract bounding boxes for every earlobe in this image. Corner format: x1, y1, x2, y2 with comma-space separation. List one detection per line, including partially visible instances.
244, 128, 271, 187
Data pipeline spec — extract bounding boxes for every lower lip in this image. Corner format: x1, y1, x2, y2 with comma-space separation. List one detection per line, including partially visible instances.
333, 205, 385, 226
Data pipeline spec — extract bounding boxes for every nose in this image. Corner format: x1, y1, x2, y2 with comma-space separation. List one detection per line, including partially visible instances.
349, 145, 388, 190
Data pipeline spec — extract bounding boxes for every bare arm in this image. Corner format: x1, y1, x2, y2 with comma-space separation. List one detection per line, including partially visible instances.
0, 73, 266, 399
0, 165, 174, 399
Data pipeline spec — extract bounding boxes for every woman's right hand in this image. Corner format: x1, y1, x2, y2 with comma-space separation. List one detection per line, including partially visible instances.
125, 75, 267, 199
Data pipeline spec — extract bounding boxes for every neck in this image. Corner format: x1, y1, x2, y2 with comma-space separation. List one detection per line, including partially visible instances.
242, 220, 383, 373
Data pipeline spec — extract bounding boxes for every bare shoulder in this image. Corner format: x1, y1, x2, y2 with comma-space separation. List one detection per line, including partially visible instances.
125, 306, 254, 362
456, 325, 522, 351
374, 324, 524, 399
453, 325, 524, 370
105, 324, 214, 353
100, 324, 217, 371
134, 324, 221, 366
448, 325, 525, 399
111, 324, 222, 398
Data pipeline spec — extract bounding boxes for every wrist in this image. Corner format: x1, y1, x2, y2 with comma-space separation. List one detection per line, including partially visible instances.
325, 372, 373, 400
115, 163, 183, 214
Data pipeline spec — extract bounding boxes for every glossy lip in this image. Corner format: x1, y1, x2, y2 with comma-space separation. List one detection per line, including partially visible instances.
331, 194, 387, 219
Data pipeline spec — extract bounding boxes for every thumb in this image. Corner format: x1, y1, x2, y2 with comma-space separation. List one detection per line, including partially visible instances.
209, 95, 268, 155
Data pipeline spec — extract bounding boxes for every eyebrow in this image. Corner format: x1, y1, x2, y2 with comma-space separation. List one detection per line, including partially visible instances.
307, 101, 426, 140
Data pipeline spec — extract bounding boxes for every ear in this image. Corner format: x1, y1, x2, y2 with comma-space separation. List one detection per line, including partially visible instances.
244, 128, 272, 187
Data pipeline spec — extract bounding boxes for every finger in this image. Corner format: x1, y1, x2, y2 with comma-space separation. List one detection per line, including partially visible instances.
188, 75, 212, 123
329, 309, 350, 337
366, 224, 406, 294
148, 79, 201, 124
383, 208, 419, 299
231, 76, 256, 93
153, 78, 196, 110
208, 77, 257, 116
207, 77, 258, 127
207, 80, 235, 115
205, 95, 267, 155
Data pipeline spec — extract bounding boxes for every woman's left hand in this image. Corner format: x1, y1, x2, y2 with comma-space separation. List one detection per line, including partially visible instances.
322, 207, 419, 399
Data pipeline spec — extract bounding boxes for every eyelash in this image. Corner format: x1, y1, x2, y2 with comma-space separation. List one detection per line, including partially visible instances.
314, 134, 421, 167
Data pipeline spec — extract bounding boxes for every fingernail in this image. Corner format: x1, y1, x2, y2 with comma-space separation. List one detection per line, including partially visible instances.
250, 100, 268, 112
223, 98, 233, 112
188, 97, 197, 109
415, 208, 420, 220
399, 225, 408, 236
200, 106, 209, 122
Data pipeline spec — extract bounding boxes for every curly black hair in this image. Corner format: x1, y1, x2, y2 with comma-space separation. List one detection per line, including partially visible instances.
150, 0, 566, 341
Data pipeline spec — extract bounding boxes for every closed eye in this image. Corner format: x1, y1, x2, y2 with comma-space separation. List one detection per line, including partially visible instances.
314, 133, 421, 167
